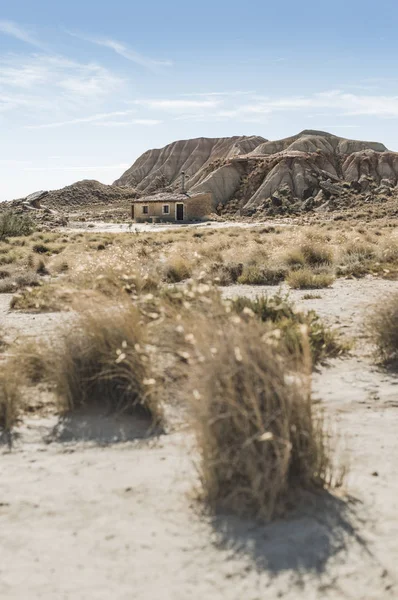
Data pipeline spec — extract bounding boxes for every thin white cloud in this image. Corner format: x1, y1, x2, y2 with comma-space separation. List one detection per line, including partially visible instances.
208, 91, 398, 119
134, 98, 221, 111
0, 54, 125, 118
181, 91, 255, 97
97, 118, 162, 127
26, 109, 137, 129
0, 20, 44, 49
67, 31, 172, 69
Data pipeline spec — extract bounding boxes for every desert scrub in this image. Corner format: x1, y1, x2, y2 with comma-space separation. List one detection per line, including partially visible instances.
237, 264, 286, 285
368, 293, 398, 365
209, 262, 243, 285
51, 302, 162, 423
163, 257, 192, 283
10, 283, 72, 312
287, 269, 335, 289
0, 362, 23, 440
0, 212, 35, 240
231, 294, 348, 365
299, 243, 334, 267
189, 320, 342, 521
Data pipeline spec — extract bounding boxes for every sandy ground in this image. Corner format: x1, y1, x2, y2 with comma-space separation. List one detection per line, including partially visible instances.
64, 218, 291, 234
1, 278, 398, 599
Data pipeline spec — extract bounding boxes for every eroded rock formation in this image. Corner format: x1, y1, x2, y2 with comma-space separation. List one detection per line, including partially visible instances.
114, 130, 397, 216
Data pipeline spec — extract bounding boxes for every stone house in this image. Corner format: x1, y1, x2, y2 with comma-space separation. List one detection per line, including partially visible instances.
131, 191, 213, 223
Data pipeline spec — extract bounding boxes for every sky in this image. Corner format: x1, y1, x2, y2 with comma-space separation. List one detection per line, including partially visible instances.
0, 0, 398, 201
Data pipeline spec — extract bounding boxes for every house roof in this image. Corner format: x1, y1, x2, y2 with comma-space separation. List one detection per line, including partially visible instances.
133, 192, 191, 203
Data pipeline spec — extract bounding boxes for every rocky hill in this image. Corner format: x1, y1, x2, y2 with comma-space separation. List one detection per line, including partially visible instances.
113, 136, 266, 192
41, 180, 138, 210
114, 131, 398, 217
1, 180, 139, 227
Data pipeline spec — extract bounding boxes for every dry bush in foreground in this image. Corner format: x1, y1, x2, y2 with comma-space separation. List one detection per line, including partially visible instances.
189, 321, 341, 521
0, 362, 22, 439
51, 302, 162, 423
368, 294, 398, 365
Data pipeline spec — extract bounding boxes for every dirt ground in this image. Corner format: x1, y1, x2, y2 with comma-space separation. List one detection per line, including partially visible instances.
1, 278, 398, 599
65, 218, 292, 234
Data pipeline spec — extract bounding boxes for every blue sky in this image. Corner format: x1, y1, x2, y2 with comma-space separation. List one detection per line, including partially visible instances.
1, 0, 398, 200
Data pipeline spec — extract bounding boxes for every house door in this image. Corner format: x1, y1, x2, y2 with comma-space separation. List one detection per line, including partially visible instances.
131, 204, 135, 220
176, 203, 184, 221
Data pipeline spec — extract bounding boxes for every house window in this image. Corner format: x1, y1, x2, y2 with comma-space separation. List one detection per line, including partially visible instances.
142, 205, 149, 215
162, 205, 170, 215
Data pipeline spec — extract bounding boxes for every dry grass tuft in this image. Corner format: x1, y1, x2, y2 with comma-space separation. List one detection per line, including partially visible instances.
189, 321, 341, 521
237, 264, 286, 285
231, 293, 348, 365
164, 256, 192, 283
0, 362, 22, 439
368, 293, 398, 365
51, 302, 162, 423
287, 269, 335, 289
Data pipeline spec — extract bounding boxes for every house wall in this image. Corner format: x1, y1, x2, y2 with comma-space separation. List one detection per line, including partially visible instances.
132, 192, 213, 223
186, 193, 213, 220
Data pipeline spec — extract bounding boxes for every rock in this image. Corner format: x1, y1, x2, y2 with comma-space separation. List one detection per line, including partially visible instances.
114, 136, 266, 191
380, 178, 394, 188
25, 190, 48, 208
315, 201, 330, 212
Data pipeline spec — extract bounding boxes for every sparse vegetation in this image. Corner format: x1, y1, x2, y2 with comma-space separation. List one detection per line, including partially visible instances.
368, 293, 398, 366
188, 319, 342, 520
49, 302, 163, 423
287, 269, 335, 289
0, 212, 35, 240
231, 293, 349, 365
0, 362, 22, 439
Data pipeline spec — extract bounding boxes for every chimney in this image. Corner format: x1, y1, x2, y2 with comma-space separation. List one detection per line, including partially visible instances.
181, 171, 186, 194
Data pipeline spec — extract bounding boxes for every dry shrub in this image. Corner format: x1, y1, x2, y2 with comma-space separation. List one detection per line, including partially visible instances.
287, 269, 335, 289
189, 320, 341, 521
0, 362, 22, 438
283, 248, 306, 268
368, 294, 398, 365
300, 243, 334, 267
164, 257, 192, 283
51, 302, 162, 423
210, 262, 243, 285
231, 293, 348, 365
11, 339, 53, 384
237, 264, 286, 285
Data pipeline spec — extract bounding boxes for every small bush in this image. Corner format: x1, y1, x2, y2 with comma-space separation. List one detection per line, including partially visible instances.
283, 248, 306, 268
164, 257, 192, 283
189, 321, 340, 520
32, 243, 50, 254
0, 253, 17, 265
52, 302, 162, 422
231, 294, 348, 365
36, 259, 49, 276
0, 212, 35, 240
237, 264, 287, 285
0, 363, 22, 438
287, 269, 335, 289
368, 294, 398, 365
0, 278, 17, 293
300, 243, 334, 266
210, 262, 243, 285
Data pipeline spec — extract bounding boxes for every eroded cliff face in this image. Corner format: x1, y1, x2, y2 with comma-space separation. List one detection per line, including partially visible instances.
114, 130, 397, 216
113, 136, 266, 193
